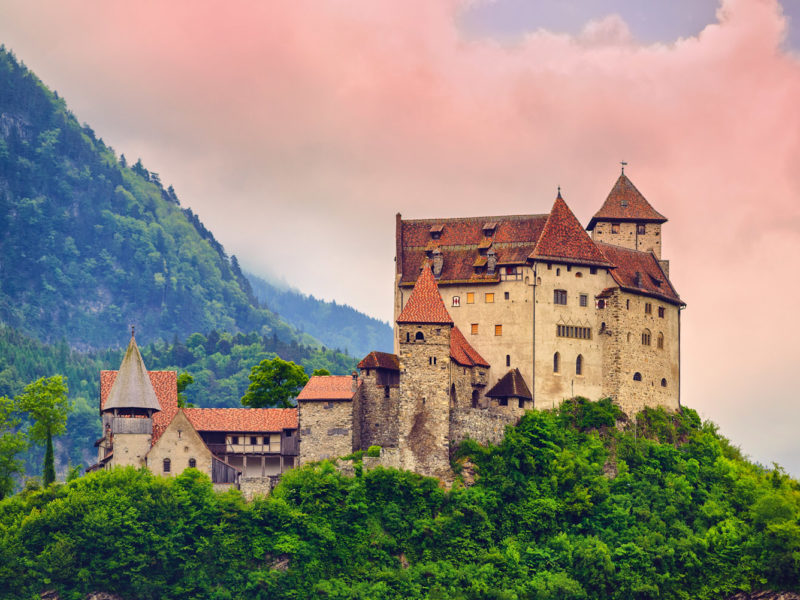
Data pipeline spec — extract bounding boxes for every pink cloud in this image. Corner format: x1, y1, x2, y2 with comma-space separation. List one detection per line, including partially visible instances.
1, 0, 799, 470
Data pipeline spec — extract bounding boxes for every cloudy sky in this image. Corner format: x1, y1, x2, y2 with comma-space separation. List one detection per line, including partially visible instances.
2, 0, 799, 474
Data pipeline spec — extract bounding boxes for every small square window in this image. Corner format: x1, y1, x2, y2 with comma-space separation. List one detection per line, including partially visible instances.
251, 436, 258, 445
485, 293, 494, 303
495, 324, 503, 336
611, 223, 620, 234
579, 294, 588, 307
645, 303, 652, 314
466, 292, 475, 304
452, 296, 460, 307
504, 291, 510, 300
554, 290, 567, 305
637, 224, 646, 234
658, 306, 665, 318
471, 323, 479, 335
590, 267, 597, 275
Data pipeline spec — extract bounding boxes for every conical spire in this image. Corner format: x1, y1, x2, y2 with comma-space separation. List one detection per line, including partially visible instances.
397, 265, 454, 325
530, 194, 612, 266
587, 173, 667, 230
104, 333, 161, 412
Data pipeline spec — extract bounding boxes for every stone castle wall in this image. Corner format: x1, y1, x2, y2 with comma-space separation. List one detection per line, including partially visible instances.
110, 431, 152, 469
298, 399, 355, 464
450, 407, 519, 448
358, 373, 400, 450
592, 221, 663, 259
600, 289, 680, 414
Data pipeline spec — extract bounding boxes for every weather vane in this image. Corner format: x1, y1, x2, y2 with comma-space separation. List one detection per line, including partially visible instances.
620, 161, 627, 174
131, 324, 135, 338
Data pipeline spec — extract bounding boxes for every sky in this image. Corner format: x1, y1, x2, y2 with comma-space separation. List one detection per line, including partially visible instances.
1, 0, 799, 474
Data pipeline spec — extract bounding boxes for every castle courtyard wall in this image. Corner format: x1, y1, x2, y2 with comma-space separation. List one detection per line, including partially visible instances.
298, 399, 355, 464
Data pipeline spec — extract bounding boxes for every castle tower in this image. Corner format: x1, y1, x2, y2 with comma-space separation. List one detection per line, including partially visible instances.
101, 332, 161, 468
396, 265, 455, 480
587, 171, 668, 264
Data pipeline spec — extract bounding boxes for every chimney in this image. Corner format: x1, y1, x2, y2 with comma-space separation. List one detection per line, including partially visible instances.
432, 248, 443, 277
486, 248, 497, 275
634, 271, 642, 288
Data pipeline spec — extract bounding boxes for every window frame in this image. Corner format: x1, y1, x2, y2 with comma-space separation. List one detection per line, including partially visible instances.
485, 292, 494, 303
466, 292, 475, 304
494, 324, 503, 336
554, 289, 567, 305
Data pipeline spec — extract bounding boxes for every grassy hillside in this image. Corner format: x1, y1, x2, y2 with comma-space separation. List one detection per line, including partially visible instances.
0, 46, 313, 350
247, 272, 393, 360
1, 401, 798, 599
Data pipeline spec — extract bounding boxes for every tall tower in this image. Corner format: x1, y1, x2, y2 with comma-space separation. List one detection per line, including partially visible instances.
587, 171, 668, 262
395, 265, 454, 480
101, 332, 161, 468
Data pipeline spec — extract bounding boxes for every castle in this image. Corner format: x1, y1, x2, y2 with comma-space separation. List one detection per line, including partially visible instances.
90, 170, 684, 487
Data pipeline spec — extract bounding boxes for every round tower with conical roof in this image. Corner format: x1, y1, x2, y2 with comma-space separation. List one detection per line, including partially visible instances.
102, 332, 162, 468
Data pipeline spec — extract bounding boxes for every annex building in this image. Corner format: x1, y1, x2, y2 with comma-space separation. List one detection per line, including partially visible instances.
91, 171, 685, 485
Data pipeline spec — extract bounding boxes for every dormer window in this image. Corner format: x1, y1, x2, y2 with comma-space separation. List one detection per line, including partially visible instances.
429, 224, 443, 240
621, 199, 628, 207
482, 222, 497, 237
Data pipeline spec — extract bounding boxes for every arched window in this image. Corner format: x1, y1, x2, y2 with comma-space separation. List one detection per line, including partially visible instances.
626, 299, 630, 310
627, 332, 631, 343
633, 372, 642, 382
657, 333, 664, 349
641, 329, 651, 346
188, 458, 196, 469
506, 354, 511, 367
661, 378, 667, 387
553, 352, 560, 373
576, 354, 583, 375
415, 331, 425, 342
163, 458, 171, 473
405, 332, 410, 343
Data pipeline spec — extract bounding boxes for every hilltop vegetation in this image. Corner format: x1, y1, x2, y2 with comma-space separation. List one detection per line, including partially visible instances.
0, 46, 316, 350
1, 401, 798, 599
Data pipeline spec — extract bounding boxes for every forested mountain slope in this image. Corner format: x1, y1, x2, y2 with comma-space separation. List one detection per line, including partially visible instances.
247, 272, 393, 359
0, 46, 312, 350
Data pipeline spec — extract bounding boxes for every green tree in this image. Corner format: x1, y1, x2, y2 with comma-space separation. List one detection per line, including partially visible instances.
16, 376, 70, 485
0, 395, 27, 499
176, 372, 195, 408
241, 357, 308, 408
312, 368, 331, 376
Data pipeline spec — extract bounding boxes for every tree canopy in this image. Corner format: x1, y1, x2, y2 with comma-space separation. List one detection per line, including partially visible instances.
16, 375, 70, 484
241, 357, 309, 408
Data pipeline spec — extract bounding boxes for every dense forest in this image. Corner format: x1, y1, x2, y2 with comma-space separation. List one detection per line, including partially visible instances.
0, 46, 318, 350
0, 324, 355, 477
0, 401, 798, 599
247, 272, 392, 359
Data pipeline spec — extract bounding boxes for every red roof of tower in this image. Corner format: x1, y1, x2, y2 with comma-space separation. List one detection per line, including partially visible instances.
587, 174, 667, 230
396, 265, 454, 324
358, 351, 400, 371
530, 194, 613, 267
101, 370, 178, 444
296, 375, 360, 401
449, 325, 489, 368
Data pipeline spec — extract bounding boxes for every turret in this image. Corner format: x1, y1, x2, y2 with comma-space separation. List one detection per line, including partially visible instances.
587, 170, 668, 261
101, 331, 161, 468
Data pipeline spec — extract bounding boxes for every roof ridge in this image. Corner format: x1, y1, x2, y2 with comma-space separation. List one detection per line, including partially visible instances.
402, 214, 549, 224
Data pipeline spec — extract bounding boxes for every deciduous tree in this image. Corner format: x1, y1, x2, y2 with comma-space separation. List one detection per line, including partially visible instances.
16, 376, 70, 485
241, 357, 308, 408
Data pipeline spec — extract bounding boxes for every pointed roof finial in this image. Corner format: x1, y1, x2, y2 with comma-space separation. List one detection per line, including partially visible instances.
620, 161, 627, 175
131, 324, 135, 338
557, 185, 562, 199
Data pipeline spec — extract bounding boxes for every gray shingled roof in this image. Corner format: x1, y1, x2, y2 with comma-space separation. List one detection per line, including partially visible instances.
103, 336, 162, 412
486, 368, 532, 400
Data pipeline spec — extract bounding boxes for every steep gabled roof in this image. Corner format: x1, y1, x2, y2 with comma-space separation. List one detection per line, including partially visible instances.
397, 214, 548, 286
596, 242, 684, 306
530, 194, 613, 267
184, 407, 298, 432
486, 368, 532, 400
396, 265, 454, 325
296, 375, 360, 401
587, 173, 667, 230
103, 336, 161, 413
449, 325, 489, 368
101, 369, 178, 444
358, 351, 400, 371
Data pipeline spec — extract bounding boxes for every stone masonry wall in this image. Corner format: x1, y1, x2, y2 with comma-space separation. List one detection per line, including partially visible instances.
239, 477, 275, 501
592, 222, 663, 259
396, 323, 453, 480
358, 372, 400, 450
298, 399, 355, 464
601, 289, 679, 414
110, 431, 152, 469
450, 407, 519, 449
145, 410, 213, 477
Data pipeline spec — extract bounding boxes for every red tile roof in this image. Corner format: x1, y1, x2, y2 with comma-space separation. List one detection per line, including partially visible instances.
397, 265, 455, 324
184, 407, 297, 432
530, 194, 613, 267
596, 242, 684, 305
587, 174, 667, 230
101, 370, 178, 444
296, 375, 360, 401
486, 368, 532, 400
358, 351, 400, 371
398, 214, 548, 286
449, 325, 489, 368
